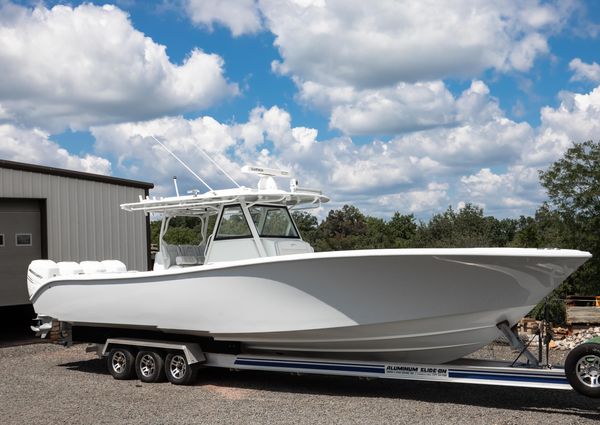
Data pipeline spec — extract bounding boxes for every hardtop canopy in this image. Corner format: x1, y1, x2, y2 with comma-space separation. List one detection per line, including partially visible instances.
121, 187, 329, 217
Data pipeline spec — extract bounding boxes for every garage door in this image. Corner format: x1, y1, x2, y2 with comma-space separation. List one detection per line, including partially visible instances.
0, 199, 43, 306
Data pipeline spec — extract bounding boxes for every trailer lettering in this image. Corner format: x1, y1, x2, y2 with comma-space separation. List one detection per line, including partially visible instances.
386, 366, 419, 373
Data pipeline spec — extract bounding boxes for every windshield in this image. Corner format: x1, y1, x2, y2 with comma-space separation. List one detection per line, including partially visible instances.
249, 205, 299, 238
215, 205, 252, 240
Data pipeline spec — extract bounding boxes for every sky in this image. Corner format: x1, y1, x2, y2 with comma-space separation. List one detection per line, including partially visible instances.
1, 0, 600, 219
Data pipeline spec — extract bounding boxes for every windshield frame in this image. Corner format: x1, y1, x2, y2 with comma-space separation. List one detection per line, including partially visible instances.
248, 204, 301, 239
213, 204, 254, 241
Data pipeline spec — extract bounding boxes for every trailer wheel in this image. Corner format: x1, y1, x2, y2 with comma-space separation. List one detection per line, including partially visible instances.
165, 352, 197, 385
107, 347, 136, 380
135, 350, 165, 383
565, 342, 600, 398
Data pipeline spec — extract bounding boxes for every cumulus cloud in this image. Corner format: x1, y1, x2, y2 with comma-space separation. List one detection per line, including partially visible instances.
524, 86, 600, 165
374, 183, 450, 215
459, 166, 542, 212
232, 0, 573, 138
91, 115, 240, 195
262, 0, 567, 88
0, 2, 237, 132
569, 58, 600, 83
89, 86, 533, 216
384, 81, 533, 168
89, 106, 436, 202
185, 0, 263, 36
451, 82, 600, 215
325, 81, 457, 136
87, 73, 600, 218
81, 72, 600, 218
0, 124, 111, 174
302, 79, 517, 136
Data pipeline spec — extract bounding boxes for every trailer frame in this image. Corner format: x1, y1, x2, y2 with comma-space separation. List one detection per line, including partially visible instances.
95, 337, 573, 392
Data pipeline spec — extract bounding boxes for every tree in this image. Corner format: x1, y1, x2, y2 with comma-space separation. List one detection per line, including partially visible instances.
361, 216, 389, 249
317, 205, 368, 251
150, 215, 215, 246
412, 204, 505, 248
387, 213, 417, 247
511, 205, 565, 248
292, 211, 319, 245
539, 140, 600, 296
540, 140, 600, 221
150, 220, 200, 245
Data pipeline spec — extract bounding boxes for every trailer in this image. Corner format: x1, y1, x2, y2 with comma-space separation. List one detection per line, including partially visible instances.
31, 317, 600, 398
87, 336, 600, 398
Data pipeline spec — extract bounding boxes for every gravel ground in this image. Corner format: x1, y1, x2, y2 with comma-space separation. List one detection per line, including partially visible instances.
0, 343, 599, 425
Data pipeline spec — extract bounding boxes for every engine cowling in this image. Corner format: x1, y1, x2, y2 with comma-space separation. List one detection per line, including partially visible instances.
27, 260, 59, 298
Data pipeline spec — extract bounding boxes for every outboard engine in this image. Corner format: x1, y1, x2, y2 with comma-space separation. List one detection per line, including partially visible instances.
27, 260, 59, 339
27, 259, 58, 298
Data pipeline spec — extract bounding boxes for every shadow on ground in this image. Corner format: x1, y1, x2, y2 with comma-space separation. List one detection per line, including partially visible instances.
0, 304, 41, 347
60, 355, 108, 375
60, 356, 600, 421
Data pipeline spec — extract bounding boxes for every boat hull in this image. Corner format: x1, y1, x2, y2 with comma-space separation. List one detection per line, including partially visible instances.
29, 248, 590, 363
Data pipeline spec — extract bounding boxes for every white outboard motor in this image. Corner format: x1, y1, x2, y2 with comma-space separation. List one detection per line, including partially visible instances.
57, 261, 83, 276
101, 260, 127, 273
27, 260, 59, 338
27, 259, 59, 298
80, 261, 107, 274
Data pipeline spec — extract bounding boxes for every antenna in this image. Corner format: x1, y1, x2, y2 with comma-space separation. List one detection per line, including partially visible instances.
196, 147, 241, 188
173, 176, 180, 197
241, 165, 290, 177
150, 136, 213, 192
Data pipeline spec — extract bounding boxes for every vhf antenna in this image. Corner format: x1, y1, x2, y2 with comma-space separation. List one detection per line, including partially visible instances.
172, 176, 180, 196
150, 135, 213, 192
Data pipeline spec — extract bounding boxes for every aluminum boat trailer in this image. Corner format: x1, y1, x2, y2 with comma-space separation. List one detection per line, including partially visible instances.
87, 332, 600, 399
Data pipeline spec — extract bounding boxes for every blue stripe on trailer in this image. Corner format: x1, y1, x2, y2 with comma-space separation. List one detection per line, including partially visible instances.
449, 370, 568, 385
235, 358, 386, 374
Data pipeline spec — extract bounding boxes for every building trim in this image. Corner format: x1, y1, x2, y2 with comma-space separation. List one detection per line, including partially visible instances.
0, 159, 154, 190
144, 187, 152, 270
40, 199, 48, 260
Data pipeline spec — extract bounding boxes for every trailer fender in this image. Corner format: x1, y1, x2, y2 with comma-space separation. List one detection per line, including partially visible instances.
101, 338, 206, 365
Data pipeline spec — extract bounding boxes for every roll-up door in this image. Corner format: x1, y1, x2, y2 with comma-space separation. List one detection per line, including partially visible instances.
0, 199, 43, 306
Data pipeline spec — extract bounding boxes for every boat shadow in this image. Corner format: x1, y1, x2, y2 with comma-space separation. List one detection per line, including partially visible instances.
203, 368, 600, 420
60, 357, 109, 375
60, 357, 600, 420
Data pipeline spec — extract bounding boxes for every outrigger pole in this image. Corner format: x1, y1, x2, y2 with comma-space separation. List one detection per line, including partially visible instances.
196, 147, 241, 188
150, 136, 214, 192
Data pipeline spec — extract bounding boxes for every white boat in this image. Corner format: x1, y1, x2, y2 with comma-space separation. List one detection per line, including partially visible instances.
26, 165, 591, 364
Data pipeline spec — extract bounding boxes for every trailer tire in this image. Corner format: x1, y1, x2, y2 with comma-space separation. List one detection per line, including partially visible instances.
107, 347, 136, 380
565, 342, 600, 398
135, 350, 166, 383
165, 352, 197, 385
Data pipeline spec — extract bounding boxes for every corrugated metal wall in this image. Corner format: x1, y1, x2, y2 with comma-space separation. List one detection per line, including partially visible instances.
0, 167, 148, 271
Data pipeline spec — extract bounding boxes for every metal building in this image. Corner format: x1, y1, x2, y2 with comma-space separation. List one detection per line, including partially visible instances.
0, 159, 153, 307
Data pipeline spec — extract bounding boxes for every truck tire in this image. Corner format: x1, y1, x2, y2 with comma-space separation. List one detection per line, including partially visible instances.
565, 342, 600, 398
165, 352, 197, 385
135, 350, 166, 383
107, 347, 136, 380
